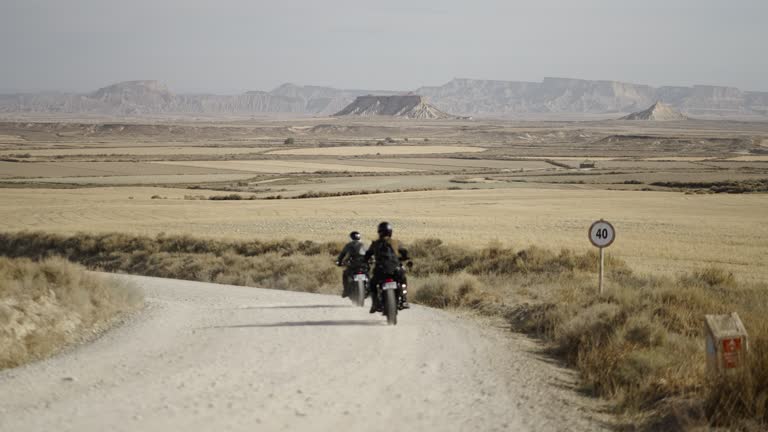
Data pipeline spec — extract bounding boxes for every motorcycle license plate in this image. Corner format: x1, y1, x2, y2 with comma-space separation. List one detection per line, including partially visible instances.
382, 281, 398, 290
354, 274, 367, 281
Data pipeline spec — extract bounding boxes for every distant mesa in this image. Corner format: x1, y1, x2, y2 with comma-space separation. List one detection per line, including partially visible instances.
334, 95, 457, 119
621, 102, 688, 121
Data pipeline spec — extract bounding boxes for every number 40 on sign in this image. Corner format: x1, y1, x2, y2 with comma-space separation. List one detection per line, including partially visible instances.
588, 219, 616, 294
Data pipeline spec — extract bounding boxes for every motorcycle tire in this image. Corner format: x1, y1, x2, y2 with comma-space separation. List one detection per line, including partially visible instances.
357, 280, 365, 307
385, 289, 397, 326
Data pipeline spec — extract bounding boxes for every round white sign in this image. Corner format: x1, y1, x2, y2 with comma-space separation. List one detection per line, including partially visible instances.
589, 220, 615, 248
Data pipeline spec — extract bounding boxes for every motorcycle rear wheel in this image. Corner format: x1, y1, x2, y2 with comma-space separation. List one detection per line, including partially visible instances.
385, 289, 397, 326
357, 280, 365, 307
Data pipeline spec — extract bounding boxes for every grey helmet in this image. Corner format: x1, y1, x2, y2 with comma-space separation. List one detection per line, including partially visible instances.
349, 231, 361, 241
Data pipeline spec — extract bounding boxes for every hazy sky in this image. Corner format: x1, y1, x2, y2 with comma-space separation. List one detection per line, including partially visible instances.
1, 0, 766, 93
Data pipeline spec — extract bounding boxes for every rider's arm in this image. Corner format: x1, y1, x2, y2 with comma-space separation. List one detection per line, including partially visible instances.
337, 243, 350, 264
398, 246, 409, 261
364, 241, 376, 261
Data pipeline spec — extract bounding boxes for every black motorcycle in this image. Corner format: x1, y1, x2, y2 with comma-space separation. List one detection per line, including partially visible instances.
349, 269, 369, 307
338, 260, 369, 307
374, 261, 411, 326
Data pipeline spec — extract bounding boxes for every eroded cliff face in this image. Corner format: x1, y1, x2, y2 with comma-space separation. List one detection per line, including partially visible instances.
333, 95, 453, 119
0, 81, 368, 116
417, 78, 768, 117
621, 102, 688, 121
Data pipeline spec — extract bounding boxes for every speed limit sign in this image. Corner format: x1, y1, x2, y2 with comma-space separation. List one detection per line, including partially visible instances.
589, 220, 615, 248
588, 219, 615, 294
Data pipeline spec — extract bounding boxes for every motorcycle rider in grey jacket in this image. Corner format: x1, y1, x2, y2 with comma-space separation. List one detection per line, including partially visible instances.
336, 231, 368, 298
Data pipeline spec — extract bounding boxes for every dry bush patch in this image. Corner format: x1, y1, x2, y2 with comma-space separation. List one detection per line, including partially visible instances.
0, 257, 142, 370
651, 179, 768, 194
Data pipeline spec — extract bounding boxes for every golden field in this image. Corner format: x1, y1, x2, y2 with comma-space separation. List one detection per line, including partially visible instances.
1, 186, 766, 281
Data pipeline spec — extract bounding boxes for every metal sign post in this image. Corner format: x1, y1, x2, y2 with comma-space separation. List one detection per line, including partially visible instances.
588, 219, 616, 295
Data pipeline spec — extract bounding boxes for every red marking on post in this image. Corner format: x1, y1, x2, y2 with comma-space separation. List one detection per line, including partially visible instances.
722, 337, 743, 369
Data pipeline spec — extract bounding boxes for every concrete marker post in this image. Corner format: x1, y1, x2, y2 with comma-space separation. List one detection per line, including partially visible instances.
705, 312, 749, 373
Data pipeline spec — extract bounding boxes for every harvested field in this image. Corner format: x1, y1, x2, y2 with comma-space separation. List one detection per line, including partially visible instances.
510, 171, 768, 186
0, 161, 242, 178
1, 174, 258, 185
0, 134, 24, 142
153, 160, 411, 173
551, 160, 701, 170
0, 187, 765, 281
728, 155, 768, 162
328, 158, 554, 171
0, 147, 275, 158
268, 145, 485, 156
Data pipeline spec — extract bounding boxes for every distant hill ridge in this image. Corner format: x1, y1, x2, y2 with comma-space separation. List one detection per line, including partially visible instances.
621, 102, 688, 121
334, 95, 453, 119
1, 78, 767, 118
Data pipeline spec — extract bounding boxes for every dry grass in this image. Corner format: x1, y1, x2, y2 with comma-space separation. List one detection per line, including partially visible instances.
505, 267, 768, 430
0, 231, 343, 294
0, 231, 766, 429
0, 161, 242, 178
0, 257, 142, 370
267, 145, 485, 156
153, 160, 410, 173
0, 147, 275, 158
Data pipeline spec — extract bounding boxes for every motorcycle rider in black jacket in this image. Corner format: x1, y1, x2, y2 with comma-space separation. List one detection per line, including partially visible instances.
365, 221, 410, 313
336, 231, 368, 298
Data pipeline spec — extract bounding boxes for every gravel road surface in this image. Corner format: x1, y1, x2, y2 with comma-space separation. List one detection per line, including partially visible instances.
0, 275, 608, 432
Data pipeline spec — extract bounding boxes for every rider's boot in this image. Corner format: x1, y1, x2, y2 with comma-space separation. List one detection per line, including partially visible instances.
400, 293, 410, 309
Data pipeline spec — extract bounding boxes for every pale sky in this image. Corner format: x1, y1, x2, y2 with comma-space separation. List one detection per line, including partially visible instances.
1, 0, 766, 94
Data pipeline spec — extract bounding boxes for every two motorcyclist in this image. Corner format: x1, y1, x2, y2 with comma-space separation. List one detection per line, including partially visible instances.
337, 222, 410, 313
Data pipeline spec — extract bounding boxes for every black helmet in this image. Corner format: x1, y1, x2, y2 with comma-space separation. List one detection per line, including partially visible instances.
349, 231, 361, 241
377, 221, 393, 238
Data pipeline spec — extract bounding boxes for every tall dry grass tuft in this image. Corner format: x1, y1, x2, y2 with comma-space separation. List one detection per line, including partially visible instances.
0, 257, 142, 369
411, 272, 494, 309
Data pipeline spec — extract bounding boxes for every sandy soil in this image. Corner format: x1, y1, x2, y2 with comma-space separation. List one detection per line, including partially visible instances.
0, 161, 243, 178
329, 158, 554, 171
268, 145, 485, 156
0, 187, 765, 281
0, 134, 24, 142
0, 274, 607, 432
0, 147, 275, 157
1, 174, 258, 185
153, 160, 411, 174
727, 155, 768, 162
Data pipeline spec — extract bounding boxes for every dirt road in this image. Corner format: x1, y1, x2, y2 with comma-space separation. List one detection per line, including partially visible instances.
0, 275, 607, 432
